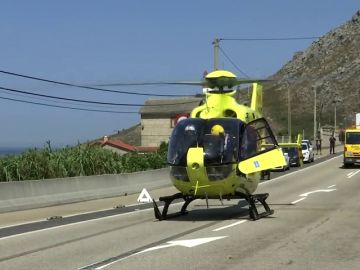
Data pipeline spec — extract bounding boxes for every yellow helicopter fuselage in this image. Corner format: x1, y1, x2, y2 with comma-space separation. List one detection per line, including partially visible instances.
168, 80, 285, 198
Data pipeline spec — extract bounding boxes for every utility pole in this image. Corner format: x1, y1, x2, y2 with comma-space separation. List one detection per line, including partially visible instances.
334, 101, 337, 132
333, 96, 340, 133
313, 86, 316, 141
287, 84, 291, 141
213, 38, 220, 70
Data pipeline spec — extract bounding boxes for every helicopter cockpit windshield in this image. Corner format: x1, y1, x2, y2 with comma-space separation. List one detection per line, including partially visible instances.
167, 118, 243, 166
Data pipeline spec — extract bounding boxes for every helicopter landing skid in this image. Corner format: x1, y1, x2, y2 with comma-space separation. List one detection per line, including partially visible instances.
152, 192, 274, 221
236, 192, 274, 220
153, 193, 196, 220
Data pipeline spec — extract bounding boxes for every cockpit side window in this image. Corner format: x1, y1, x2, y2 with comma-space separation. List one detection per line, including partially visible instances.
167, 118, 205, 166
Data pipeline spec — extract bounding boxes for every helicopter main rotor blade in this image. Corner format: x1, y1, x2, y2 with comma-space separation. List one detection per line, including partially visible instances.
95, 81, 204, 87
235, 78, 273, 84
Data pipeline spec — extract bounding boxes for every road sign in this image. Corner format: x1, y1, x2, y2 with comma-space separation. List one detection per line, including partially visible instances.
137, 188, 152, 203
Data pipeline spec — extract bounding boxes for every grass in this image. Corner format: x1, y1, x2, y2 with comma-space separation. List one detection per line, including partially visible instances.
0, 142, 168, 182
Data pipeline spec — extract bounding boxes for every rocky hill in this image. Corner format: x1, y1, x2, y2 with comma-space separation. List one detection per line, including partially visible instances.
263, 10, 360, 138
90, 123, 141, 146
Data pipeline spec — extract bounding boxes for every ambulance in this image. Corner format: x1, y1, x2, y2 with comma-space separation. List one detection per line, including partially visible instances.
343, 128, 360, 167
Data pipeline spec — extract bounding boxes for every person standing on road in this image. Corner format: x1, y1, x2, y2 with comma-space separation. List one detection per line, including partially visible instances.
316, 136, 322, 155
329, 134, 336, 154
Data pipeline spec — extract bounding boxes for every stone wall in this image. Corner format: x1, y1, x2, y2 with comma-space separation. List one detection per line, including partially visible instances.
141, 118, 173, 146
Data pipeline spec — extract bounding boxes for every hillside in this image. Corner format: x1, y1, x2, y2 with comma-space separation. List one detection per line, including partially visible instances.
89, 124, 141, 146
263, 10, 360, 138
109, 124, 141, 146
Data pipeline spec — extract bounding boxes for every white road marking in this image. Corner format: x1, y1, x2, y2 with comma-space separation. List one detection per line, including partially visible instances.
347, 170, 360, 178
86, 236, 228, 270
0, 201, 186, 241
327, 185, 336, 188
0, 201, 154, 231
260, 155, 341, 186
212, 220, 247, 232
292, 188, 337, 204
291, 197, 306, 204
0, 206, 157, 241
300, 189, 336, 197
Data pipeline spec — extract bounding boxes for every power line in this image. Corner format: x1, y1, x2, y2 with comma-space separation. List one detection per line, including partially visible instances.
0, 85, 199, 107
220, 36, 320, 41
0, 70, 194, 97
0, 89, 139, 110
219, 46, 250, 78
0, 96, 139, 114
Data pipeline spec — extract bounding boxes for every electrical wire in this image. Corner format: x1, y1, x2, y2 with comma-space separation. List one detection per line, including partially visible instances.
0, 85, 200, 107
0, 70, 195, 97
220, 36, 320, 41
219, 46, 250, 78
0, 89, 140, 110
0, 95, 139, 114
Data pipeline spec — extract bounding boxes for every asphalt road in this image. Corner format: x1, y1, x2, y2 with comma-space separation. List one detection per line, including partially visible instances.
1, 151, 360, 270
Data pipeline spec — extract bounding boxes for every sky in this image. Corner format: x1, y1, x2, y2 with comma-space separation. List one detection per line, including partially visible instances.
0, 1, 359, 148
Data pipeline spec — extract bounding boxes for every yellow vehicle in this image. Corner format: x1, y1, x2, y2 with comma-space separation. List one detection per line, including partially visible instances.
279, 134, 303, 167
343, 128, 360, 167
151, 70, 286, 220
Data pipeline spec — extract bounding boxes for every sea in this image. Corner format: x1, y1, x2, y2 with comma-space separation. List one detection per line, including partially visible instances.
0, 147, 30, 156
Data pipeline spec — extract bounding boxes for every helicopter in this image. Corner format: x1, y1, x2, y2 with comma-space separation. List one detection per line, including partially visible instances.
147, 69, 287, 221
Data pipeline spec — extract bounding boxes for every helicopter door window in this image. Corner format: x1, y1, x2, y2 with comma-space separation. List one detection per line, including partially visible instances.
240, 118, 278, 160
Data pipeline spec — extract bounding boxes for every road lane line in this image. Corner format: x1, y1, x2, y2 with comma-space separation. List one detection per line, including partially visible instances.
300, 189, 336, 197
291, 198, 306, 204
79, 236, 228, 270
327, 185, 336, 188
347, 170, 360, 178
260, 155, 341, 186
212, 220, 247, 232
0, 207, 156, 241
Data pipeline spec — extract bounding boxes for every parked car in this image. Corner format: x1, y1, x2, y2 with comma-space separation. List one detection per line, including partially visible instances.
301, 142, 315, 162
282, 147, 302, 167
302, 139, 314, 153
272, 152, 290, 171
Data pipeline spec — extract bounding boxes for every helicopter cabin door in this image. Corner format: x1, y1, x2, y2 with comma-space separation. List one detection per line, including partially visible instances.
238, 118, 286, 174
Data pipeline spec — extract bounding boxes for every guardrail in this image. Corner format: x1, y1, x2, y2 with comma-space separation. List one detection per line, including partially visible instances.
0, 168, 170, 213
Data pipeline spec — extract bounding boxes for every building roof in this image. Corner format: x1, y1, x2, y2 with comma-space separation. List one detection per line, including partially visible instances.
94, 137, 158, 153
139, 96, 203, 116
103, 139, 136, 152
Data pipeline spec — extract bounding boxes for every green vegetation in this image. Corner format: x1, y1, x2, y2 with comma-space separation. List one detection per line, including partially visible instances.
0, 142, 168, 182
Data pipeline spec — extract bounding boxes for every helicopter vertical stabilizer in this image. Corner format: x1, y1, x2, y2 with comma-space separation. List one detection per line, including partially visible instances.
250, 83, 263, 116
